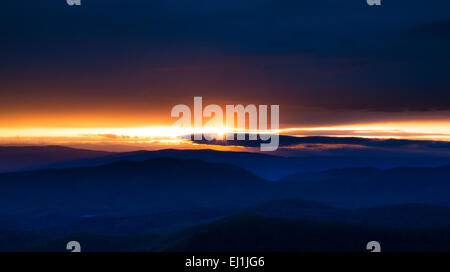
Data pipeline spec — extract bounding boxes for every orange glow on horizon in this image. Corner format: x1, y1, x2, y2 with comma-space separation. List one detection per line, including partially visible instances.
1, 121, 450, 144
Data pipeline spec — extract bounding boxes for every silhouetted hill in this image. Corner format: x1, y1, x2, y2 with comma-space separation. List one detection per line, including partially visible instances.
11, 212, 450, 252
167, 213, 450, 252
32, 148, 450, 180
0, 145, 111, 172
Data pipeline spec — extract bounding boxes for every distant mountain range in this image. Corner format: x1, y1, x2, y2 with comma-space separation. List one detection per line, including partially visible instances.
2, 145, 450, 180
0, 146, 111, 173
2, 145, 450, 251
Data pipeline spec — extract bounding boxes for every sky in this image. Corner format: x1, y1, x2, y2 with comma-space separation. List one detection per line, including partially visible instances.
1, 0, 450, 147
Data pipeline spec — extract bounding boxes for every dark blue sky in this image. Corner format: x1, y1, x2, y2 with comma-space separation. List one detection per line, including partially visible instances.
1, 0, 449, 127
